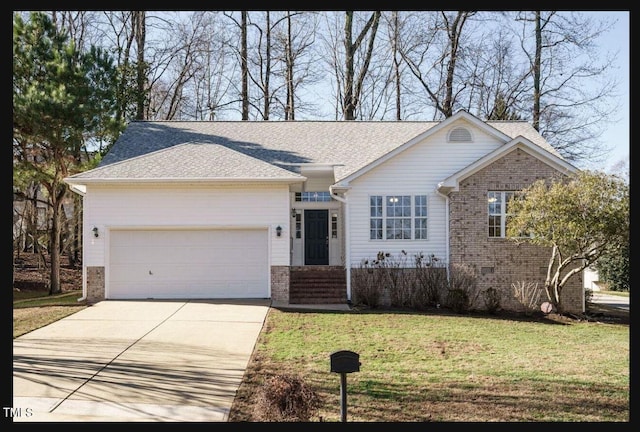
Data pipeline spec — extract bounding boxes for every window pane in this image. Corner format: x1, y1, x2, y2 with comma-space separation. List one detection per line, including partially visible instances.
370, 196, 382, 217
415, 218, 427, 239
488, 215, 501, 237
370, 218, 382, 239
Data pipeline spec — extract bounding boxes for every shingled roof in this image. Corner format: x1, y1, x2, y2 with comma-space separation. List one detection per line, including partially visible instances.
72, 117, 558, 183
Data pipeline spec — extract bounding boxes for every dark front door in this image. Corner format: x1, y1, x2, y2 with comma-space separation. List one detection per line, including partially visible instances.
304, 209, 329, 265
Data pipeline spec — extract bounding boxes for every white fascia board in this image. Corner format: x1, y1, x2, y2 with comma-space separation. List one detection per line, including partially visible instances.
63, 176, 307, 186
67, 183, 86, 196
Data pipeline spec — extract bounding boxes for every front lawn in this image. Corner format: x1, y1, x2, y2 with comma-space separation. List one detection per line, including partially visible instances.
229, 306, 629, 422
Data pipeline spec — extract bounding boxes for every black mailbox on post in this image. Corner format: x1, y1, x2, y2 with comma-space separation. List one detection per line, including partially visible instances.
330, 350, 360, 373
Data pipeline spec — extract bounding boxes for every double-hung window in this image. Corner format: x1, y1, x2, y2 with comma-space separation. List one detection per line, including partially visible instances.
488, 191, 515, 238
370, 195, 428, 240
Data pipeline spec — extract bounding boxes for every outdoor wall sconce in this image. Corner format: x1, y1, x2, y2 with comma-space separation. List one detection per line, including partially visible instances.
291, 208, 297, 218
92, 226, 99, 238
276, 226, 283, 237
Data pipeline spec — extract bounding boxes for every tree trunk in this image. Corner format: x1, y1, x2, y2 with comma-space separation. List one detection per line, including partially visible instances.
135, 10, 146, 120
342, 11, 381, 120
48, 191, 65, 294
241, 11, 249, 120
285, 12, 295, 120
532, 11, 541, 131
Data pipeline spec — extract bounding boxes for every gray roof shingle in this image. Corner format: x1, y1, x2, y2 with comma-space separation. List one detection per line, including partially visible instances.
73, 118, 558, 182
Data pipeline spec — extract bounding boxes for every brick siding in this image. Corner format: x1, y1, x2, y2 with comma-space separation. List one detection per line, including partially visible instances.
448, 148, 583, 314
86, 266, 105, 304
270, 266, 290, 302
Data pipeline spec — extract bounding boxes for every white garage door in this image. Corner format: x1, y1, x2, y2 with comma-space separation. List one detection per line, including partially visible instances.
108, 229, 269, 299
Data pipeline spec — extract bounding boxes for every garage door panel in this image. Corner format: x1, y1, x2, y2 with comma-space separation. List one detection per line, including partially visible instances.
108, 229, 268, 299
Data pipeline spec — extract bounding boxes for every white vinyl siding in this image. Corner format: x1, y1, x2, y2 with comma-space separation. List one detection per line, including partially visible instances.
347, 122, 502, 266
82, 183, 290, 298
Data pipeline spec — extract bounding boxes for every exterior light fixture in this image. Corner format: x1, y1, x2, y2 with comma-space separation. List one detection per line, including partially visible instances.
276, 226, 283, 237
291, 208, 297, 218
92, 226, 99, 238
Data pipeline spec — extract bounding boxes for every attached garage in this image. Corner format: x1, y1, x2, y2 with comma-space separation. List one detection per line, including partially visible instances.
107, 228, 269, 299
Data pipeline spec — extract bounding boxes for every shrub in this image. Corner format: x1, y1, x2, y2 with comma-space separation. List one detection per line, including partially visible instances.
482, 287, 502, 314
254, 374, 321, 422
353, 251, 447, 310
351, 258, 383, 308
445, 263, 480, 313
412, 253, 447, 310
594, 242, 629, 292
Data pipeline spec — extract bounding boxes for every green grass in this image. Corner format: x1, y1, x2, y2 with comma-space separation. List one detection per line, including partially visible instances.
13, 289, 86, 306
13, 291, 629, 421
13, 290, 88, 338
597, 290, 630, 298
229, 307, 629, 422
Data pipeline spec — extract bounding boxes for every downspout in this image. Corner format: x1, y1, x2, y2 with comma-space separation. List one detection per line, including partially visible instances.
329, 185, 351, 303
77, 224, 88, 302
436, 185, 450, 279
67, 183, 88, 303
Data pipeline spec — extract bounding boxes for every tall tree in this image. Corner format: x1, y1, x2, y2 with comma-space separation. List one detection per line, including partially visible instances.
13, 11, 120, 294
241, 11, 249, 120
342, 11, 381, 120
284, 12, 296, 120
513, 11, 620, 163
134, 11, 147, 120
400, 11, 476, 119
389, 11, 402, 120
274, 11, 321, 120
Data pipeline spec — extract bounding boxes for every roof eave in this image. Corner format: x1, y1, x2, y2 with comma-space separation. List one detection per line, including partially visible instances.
63, 176, 307, 186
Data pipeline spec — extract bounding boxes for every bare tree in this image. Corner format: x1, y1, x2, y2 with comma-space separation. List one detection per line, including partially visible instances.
188, 13, 238, 120
399, 11, 477, 119
389, 11, 403, 120
342, 11, 381, 120
513, 11, 620, 163
460, 15, 530, 120
246, 11, 285, 120
134, 11, 147, 120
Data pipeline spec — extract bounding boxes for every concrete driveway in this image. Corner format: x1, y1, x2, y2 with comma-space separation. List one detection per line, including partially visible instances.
13, 299, 270, 422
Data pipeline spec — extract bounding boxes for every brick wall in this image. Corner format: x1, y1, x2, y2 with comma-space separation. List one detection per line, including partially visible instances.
448, 148, 583, 314
86, 266, 105, 304
271, 266, 290, 302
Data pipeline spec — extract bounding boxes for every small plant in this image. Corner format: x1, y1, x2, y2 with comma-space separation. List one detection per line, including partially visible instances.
412, 253, 447, 309
482, 287, 502, 314
512, 281, 543, 315
445, 263, 480, 313
254, 374, 321, 422
351, 258, 383, 308
447, 288, 470, 313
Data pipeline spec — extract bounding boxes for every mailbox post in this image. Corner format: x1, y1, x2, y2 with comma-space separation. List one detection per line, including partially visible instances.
330, 350, 360, 422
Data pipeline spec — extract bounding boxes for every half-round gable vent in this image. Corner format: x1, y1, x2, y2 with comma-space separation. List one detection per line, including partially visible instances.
448, 126, 473, 142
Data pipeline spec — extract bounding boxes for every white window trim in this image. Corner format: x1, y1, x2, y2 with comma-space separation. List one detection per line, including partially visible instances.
488, 191, 514, 238
369, 194, 428, 241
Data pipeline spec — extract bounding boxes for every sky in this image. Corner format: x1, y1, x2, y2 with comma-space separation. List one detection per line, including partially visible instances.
588, 11, 630, 173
